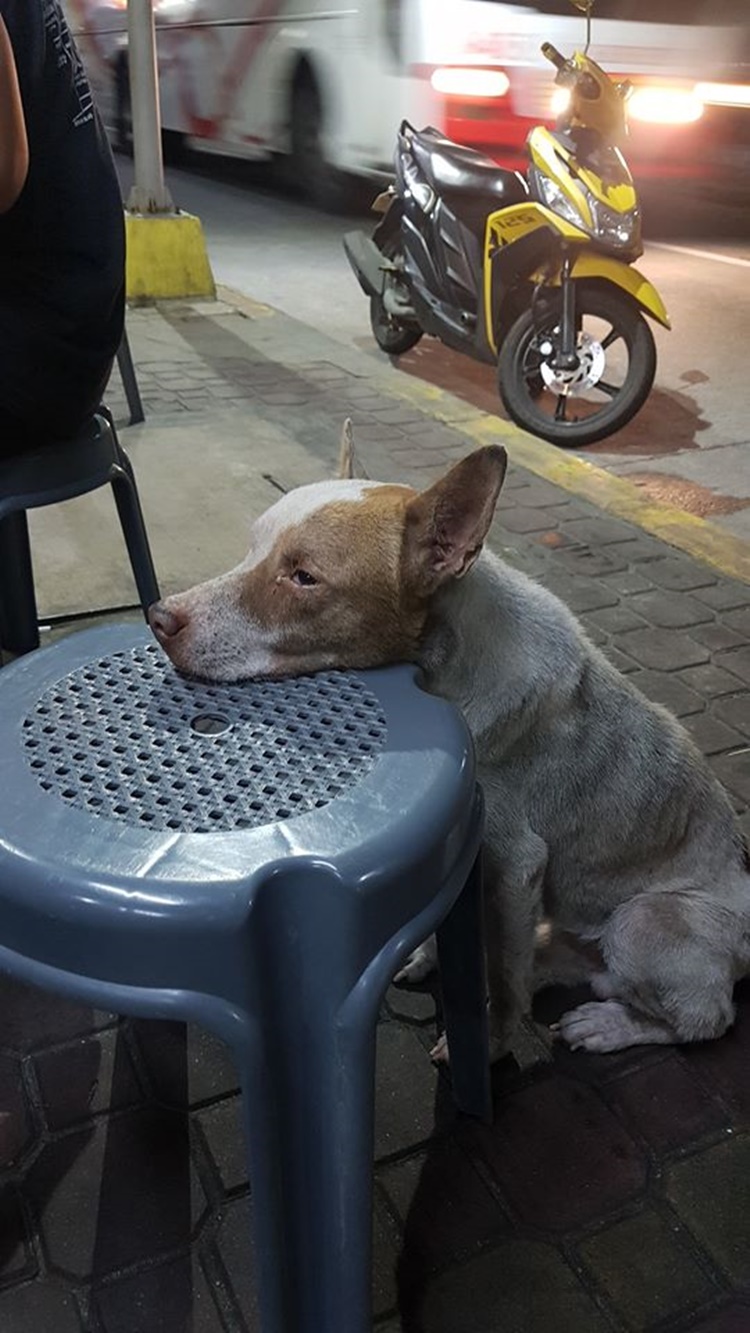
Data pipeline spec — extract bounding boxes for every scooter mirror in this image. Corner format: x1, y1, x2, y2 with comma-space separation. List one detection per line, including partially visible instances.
568, 0, 593, 52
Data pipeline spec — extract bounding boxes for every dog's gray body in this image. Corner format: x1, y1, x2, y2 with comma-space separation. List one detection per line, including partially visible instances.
414, 550, 750, 1053
149, 442, 750, 1055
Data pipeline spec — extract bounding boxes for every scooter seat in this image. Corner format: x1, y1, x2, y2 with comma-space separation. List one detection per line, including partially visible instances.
411, 128, 529, 206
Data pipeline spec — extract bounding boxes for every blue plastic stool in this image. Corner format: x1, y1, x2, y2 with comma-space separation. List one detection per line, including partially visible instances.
0, 412, 159, 657
0, 623, 489, 1333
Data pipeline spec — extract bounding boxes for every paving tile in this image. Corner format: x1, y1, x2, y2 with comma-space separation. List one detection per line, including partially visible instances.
584, 603, 649, 634
469, 1076, 647, 1233
602, 568, 656, 595
629, 589, 715, 628
692, 584, 750, 612
213, 1197, 260, 1332
95, 1251, 225, 1333
724, 606, 750, 637
378, 1140, 508, 1270
559, 517, 644, 546
193, 1095, 247, 1194
0, 1282, 84, 1333
34, 1028, 143, 1132
680, 662, 750, 698
0, 1052, 33, 1166
614, 628, 710, 671
385, 982, 440, 1025
691, 623, 748, 653
682, 983, 750, 1126
688, 1306, 750, 1332
665, 1135, 750, 1285
644, 558, 718, 592
0, 975, 115, 1053
608, 1055, 728, 1153
682, 713, 748, 756
538, 575, 619, 614
26, 1107, 205, 1279
601, 644, 640, 674
626, 669, 706, 716
554, 546, 630, 578
714, 694, 750, 737
579, 1206, 719, 1329
709, 750, 750, 807
405, 1237, 609, 1333
716, 647, 750, 686
0, 1185, 35, 1282
132, 1021, 239, 1108
374, 1024, 443, 1161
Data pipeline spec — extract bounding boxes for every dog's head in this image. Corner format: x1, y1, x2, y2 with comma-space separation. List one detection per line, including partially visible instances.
149, 431, 507, 681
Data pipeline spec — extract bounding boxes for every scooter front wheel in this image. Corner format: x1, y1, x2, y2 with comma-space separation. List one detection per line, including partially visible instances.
370, 240, 423, 356
498, 284, 657, 448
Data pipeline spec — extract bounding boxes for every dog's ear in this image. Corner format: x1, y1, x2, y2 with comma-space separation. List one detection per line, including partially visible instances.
337, 418, 370, 479
404, 446, 507, 586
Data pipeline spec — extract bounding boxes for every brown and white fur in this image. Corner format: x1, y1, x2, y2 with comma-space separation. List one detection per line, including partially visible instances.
149, 434, 750, 1057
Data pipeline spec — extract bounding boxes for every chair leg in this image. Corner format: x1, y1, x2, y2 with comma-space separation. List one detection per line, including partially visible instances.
116, 328, 145, 425
436, 847, 492, 1122
109, 455, 160, 617
0, 510, 40, 655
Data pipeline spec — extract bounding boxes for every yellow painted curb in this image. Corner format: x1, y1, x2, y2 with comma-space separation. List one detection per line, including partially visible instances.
125, 211, 215, 302
216, 285, 749, 586
379, 371, 750, 587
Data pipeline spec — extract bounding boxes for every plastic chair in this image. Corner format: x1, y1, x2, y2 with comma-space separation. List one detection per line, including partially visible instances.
0, 622, 490, 1333
0, 412, 159, 658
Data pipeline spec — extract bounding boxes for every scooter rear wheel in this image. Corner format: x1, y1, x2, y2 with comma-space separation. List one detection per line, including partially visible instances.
498, 283, 657, 447
370, 241, 423, 357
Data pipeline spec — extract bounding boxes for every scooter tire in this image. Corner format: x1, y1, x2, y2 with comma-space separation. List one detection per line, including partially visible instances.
369, 239, 423, 357
498, 284, 657, 448
370, 296, 424, 356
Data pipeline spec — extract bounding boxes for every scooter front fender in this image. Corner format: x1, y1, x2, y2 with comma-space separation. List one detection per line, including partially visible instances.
569, 254, 671, 329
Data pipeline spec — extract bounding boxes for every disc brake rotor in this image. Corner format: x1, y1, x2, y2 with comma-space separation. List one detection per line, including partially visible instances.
538, 331, 607, 394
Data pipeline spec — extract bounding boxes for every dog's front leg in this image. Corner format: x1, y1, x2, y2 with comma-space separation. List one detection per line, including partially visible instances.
483, 818, 548, 1061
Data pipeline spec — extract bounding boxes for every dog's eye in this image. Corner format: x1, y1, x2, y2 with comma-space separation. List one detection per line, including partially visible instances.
290, 568, 317, 588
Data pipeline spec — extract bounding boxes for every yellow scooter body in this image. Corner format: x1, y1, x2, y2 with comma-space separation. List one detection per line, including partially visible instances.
483, 198, 671, 356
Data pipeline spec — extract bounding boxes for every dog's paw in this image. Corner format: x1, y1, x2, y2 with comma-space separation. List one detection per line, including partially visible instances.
393, 937, 438, 985
430, 1033, 450, 1064
552, 999, 659, 1053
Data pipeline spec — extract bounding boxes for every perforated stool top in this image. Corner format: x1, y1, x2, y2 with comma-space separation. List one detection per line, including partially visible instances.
0, 624, 477, 998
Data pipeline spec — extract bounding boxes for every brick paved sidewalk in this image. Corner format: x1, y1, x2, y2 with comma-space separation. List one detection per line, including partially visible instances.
0, 295, 748, 1333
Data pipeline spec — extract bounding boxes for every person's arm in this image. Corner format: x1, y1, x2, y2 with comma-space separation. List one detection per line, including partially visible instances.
0, 15, 29, 213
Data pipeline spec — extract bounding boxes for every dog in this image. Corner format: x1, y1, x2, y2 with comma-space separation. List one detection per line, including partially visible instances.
149, 431, 750, 1057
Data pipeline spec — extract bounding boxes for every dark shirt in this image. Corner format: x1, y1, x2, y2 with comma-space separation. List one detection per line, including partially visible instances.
0, 0, 124, 442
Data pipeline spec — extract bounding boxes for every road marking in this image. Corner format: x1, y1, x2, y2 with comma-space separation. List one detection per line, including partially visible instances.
648, 242, 750, 269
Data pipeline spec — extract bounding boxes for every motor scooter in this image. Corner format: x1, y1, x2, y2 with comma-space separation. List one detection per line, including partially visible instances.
343, 0, 670, 448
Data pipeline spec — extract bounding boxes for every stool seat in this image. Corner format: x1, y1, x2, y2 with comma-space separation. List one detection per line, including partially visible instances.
0, 623, 489, 1333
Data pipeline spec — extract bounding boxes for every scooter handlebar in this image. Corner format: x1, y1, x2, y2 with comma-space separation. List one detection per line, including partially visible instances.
541, 42, 567, 71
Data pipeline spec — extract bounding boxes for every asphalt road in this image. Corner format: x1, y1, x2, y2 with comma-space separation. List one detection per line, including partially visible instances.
116, 151, 750, 539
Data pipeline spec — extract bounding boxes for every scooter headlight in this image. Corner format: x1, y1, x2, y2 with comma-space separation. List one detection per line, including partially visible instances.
588, 197, 642, 252
532, 172, 588, 232
398, 152, 436, 214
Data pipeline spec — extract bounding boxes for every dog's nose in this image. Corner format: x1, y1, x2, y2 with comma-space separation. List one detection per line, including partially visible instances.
148, 601, 188, 643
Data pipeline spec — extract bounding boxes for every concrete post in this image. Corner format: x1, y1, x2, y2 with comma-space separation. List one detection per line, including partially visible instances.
126, 0, 174, 214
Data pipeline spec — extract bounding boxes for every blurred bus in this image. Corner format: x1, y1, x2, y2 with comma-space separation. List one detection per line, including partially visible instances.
64, 0, 750, 207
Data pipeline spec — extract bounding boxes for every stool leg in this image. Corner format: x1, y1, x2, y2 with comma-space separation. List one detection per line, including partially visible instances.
233, 1014, 376, 1333
436, 849, 492, 1122
0, 510, 40, 655
110, 460, 160, 615
229, 873, 386, 1333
